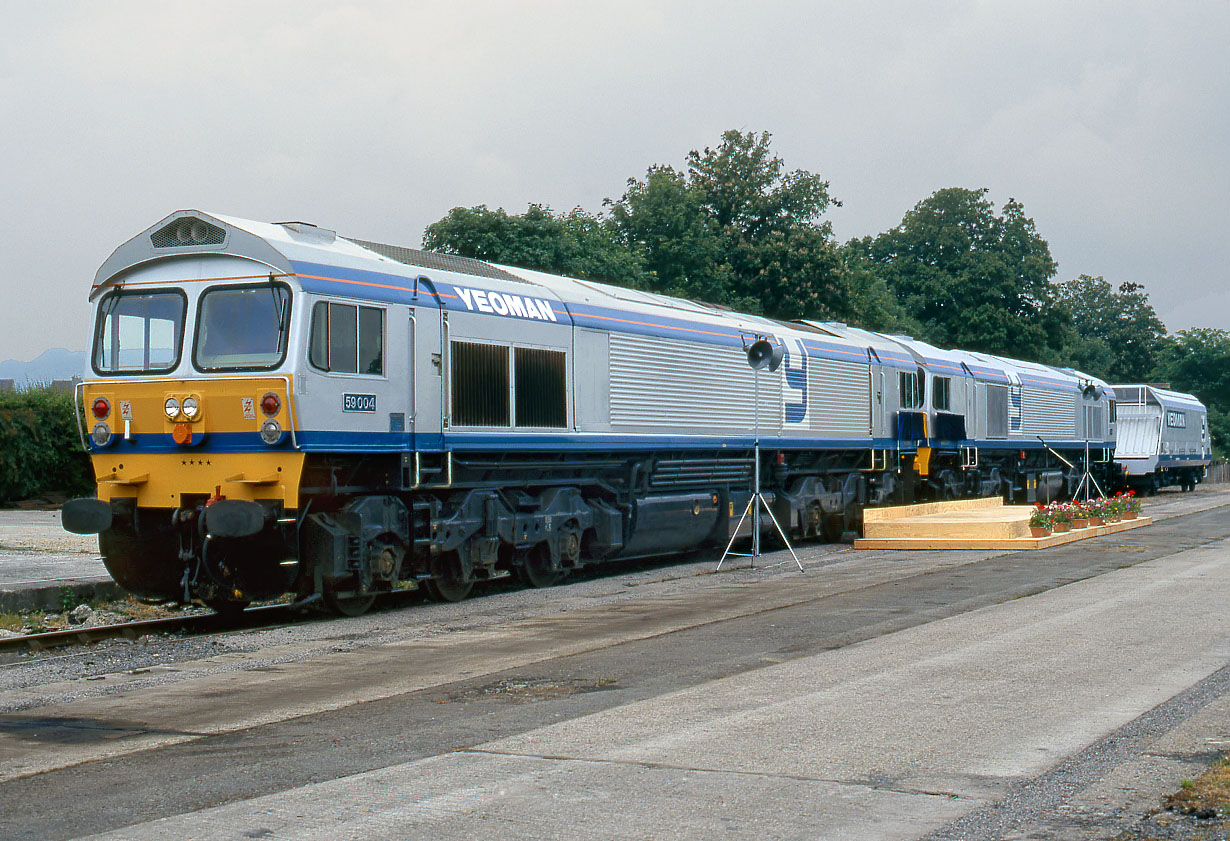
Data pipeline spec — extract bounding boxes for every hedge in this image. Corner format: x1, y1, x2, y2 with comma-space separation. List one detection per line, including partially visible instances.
0, 387, 93, 504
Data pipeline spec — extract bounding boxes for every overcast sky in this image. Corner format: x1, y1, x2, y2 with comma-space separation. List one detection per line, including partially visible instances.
1, 0, 1226, 363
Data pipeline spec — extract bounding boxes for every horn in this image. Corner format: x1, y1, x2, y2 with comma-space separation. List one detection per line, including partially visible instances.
747, 340, 784, 372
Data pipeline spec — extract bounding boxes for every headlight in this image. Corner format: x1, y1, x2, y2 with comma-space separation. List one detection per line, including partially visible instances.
91, 422, 113, 447
181, 396, 199, 419
260, 419, 283, 445
164, 397, 180, 419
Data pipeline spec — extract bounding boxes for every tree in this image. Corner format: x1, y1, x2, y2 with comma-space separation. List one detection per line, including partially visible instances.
1053, 275, 1167, 382
608, 130, 846, 320
603, 165, 733, 303
1155, 328, 1230, 407
1154, 328, 1230, 457
833, 244, 924, 335
862, 188, 1067, 360
422, 204, 648, 289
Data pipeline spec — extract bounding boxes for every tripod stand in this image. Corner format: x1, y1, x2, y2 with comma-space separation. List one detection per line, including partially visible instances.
718, 347, 803, 572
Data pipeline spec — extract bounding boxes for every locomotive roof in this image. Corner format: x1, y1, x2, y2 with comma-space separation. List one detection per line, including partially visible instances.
93, 212, 1113, 391
94, 210, 903, 366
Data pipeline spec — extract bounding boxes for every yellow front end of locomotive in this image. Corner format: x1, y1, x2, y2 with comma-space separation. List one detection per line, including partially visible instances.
82, 378, 305, 509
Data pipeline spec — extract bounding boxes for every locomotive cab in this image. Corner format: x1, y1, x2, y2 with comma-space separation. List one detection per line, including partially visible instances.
63, 213, 323, 610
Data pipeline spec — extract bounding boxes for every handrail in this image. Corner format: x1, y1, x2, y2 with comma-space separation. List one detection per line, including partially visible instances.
277, 374, 299, 449
73, 380, 88, 451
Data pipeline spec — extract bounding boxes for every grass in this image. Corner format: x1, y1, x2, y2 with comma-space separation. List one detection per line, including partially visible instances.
1162, 755, 1230, 818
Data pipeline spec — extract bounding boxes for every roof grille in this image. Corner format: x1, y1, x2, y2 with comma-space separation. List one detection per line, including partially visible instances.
151, 217, 226, 249
346, 238, 523, 282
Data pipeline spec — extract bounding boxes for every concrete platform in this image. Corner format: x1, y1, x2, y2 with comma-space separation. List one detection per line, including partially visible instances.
855, 497, 1153, 550
0, 510, 117, 611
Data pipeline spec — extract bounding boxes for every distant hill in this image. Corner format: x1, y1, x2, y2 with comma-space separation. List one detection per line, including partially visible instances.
0, 348, 88, 386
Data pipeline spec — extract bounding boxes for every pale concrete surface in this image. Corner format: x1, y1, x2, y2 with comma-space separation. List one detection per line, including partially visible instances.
0, 510, 104, 587
85, 753, 972, 841
73, 536, 1230, 841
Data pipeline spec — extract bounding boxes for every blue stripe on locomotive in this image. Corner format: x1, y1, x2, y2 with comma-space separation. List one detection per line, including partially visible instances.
290, 260, 920, 371
97, 429, 1116, 456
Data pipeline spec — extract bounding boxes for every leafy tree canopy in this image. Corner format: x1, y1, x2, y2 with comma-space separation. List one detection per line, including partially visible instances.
1054, 274, 1167, 383
1155, 328, 1230, 408
860, 187, 1067, 360
422, 203, 647, 289
608, 130, 846, 320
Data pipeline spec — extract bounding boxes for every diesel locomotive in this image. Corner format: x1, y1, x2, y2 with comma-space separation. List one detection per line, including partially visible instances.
63, 210, 1138, 614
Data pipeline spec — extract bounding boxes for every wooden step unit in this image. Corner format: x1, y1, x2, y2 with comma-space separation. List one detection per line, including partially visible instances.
855, 497, 1151, 550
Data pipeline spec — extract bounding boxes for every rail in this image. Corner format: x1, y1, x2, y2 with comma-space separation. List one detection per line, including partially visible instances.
0, 604, 299, 656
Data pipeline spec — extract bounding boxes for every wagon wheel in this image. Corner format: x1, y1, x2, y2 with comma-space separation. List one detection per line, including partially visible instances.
421, 551, 473, 602
515, 543, 565, 589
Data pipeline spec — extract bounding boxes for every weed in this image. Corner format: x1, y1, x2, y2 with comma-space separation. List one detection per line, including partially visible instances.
59, 586, 83, 614
1181, 779, 1195, 790
0, 612, 25, 632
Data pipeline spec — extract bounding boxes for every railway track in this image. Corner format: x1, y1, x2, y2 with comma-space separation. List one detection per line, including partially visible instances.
0, 603, 302, 656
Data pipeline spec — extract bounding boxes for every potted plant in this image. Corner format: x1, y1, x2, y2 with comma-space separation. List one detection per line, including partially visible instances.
1049, 502, 1073, 532
1071, 504, 1090, 528
1118, 490, 1140, 519
1104, 494, 1124, 522
1029, 505, 1052, 537
1085, 498, 1106, 527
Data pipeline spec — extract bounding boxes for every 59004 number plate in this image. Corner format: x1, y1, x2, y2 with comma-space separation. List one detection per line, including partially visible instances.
343, 393, 377, 413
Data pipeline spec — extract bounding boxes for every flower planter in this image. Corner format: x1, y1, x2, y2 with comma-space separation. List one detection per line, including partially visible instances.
1123, 511, 1137, 520
1030, 526, 1051, 538
1088, 516, 1104, 526
1071, 518, 1089, 529
1054, 522, 1071, 533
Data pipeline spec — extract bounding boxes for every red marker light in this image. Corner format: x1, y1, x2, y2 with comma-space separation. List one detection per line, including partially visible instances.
260, 393, 281, 416
172, 423, 193, 445
91, 398, 111, 419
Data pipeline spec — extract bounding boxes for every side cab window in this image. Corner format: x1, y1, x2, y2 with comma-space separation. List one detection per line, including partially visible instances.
933, 376, 951, 411
898, 368, 925, 409
309, 301, 384, 374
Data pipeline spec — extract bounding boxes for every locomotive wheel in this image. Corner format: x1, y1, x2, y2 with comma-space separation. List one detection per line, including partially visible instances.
422, 578, 473, 602
820, 512, 845, 543
422, 552, 473, 603
205, 598, 250, 620
515, 545, 564, 589
100, 512, 183, 601
324, 592, 377, 616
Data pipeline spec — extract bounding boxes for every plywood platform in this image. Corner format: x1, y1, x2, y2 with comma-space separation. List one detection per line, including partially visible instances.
855, 497, 1152, 550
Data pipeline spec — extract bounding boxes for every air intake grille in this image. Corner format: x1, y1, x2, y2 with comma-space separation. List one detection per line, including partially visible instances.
151, 217, 226, 248
451, 341, 510, 427
514, 347, 567, 428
